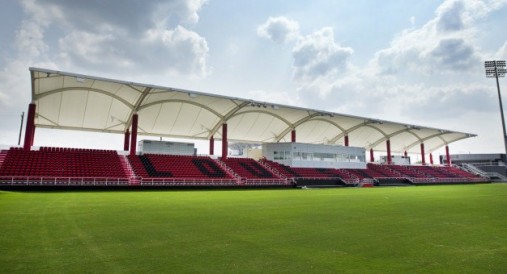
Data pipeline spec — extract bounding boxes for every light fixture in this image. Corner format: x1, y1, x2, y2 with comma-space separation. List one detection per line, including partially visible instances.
485, 60, 507, 157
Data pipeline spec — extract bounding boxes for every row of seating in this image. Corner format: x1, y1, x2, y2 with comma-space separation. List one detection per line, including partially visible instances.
0, 148, 127, 178
382, 165, 482, 180
39, 147, 117, 154
0, 147, 484, 185
127, 154, 233, 179
260, 159, 483, 183
222, 157, 278, 179
440, 166, 481, 178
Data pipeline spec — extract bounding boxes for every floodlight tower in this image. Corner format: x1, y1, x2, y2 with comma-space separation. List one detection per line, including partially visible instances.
485, 60, 507, 159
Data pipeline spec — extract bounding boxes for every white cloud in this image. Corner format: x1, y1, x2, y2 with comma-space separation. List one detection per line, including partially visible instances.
16, 0, 210, 77
437, 0, 507, 25
292, 27, 353, 82
398, 85, 497, 120
436, 0, 465, 32
21, 0, 207, 33
58, 31, 129, 68
428, 38, 479, 70
15, 20, 48, 58
0, 10, 56, 107
371, 0, 507, 76
257, 16, 300, 44
292, 0, 506, 125
497, 41, 507, 59
0, 0, 210, 138
258, 17, 354, 82
56, 26, 210, 76
143, 26, 209, 75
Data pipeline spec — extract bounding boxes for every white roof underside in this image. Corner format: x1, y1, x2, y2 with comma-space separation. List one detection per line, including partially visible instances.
30, 67, 476, 154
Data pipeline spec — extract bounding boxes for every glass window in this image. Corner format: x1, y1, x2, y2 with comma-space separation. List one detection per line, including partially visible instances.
293, 152, 301, 160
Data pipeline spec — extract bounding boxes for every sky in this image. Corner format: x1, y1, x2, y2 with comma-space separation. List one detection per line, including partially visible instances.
0, 0, 507, 158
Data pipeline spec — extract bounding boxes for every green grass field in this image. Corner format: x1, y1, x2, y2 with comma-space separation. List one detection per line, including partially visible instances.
1, 184, 507, 273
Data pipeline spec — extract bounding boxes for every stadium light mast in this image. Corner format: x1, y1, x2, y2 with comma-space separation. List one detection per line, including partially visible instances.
485, 60, 507, 160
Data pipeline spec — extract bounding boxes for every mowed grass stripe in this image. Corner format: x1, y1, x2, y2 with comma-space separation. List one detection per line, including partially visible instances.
1, 184, 507, 273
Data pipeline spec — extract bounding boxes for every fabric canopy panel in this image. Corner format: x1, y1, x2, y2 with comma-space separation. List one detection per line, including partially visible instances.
30, 67, 476, 154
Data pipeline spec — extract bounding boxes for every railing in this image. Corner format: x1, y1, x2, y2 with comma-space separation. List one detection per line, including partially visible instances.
336, 170, 360, 184
410, 177, 486, 184
212, 158, 242, 183
458, 163, 490, 178
360, 178, 375, 184
344, 178, 361, 185
372, 176, 407, 180
482, 172, 507, 180
240, 178, 291, 185
280, 175, 359, 185
0, 176, 241, 187
463, 161, 506, 167
257, 160, 287, 179
0, 176, 130, 186
0, 175, 488, 187
379, 165, 404, 177
138, 177, 237, 186
0, 150, 7, 169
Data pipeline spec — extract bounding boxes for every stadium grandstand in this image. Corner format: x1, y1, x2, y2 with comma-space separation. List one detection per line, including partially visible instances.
0, 68, 490, 188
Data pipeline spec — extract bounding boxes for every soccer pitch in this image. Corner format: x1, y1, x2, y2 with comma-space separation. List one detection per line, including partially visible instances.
1, 184, 507, 273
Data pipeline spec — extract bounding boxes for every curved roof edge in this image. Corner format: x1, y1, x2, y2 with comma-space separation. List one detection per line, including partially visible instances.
29, 67, 477, 154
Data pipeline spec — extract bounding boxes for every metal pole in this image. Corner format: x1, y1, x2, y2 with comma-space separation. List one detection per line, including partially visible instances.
18, 112, 24, 145
494, 62, 507, 160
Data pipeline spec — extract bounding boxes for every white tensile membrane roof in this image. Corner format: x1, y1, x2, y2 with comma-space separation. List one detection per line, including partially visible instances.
30, 67, 476, 154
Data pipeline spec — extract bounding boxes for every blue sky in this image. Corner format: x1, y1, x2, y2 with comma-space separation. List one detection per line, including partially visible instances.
0, 0, 506, 157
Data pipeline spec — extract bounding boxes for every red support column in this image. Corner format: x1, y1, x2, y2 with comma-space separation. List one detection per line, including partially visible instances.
429, 153, 434, 165
404, 151, 408, 157
420, 143, 426, 165
370, 148, 374, 162
291, 129, 296, 142
130, 114, 138, 157
23, 103, 36, 151
124, 129, 130, 151
445, 145, 451, 166
30, 127, 36, 146
386, 139, 392, 164
222, 123, 228, 159
209, 135, 214, 155
344, 135, 349, 147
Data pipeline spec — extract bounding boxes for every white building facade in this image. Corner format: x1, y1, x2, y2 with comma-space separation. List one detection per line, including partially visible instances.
262, 142, 366, 169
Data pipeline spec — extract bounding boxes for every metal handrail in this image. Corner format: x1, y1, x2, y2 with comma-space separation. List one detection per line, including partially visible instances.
138, 177, 237, 186
0, 176, 129, 186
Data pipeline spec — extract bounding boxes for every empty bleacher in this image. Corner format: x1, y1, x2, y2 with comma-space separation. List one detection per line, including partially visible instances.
384, 164, 485, 184
222, 157, 276, 179
366, 164, 403, 178
0, 146, 487, 188
127, 154, 236, 186
259, 159, 300, 178
260, 159, 358, 186
221, 157, 288, 185
387, 164, 430, 179
262, 160, 483, 186
0, 147, 128, 185
0, 150, 7, 169
364, 164, 412, 186
440, 166, 483, 179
